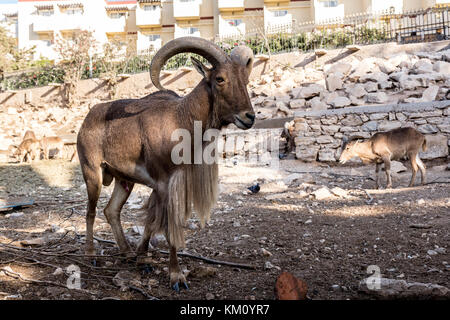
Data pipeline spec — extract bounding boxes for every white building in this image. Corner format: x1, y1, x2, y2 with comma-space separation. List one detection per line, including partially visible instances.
8, 0, 450, 61
0, 3, 18, 40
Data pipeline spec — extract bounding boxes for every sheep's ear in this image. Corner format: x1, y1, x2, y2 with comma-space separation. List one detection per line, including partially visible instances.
191, 56, 211, 79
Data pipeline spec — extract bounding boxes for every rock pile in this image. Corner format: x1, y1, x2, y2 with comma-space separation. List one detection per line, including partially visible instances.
249, 49, 450, 122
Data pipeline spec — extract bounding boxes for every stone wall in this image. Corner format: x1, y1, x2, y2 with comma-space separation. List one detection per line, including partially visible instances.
293, 100, 450, 162
217, 128, 284, 165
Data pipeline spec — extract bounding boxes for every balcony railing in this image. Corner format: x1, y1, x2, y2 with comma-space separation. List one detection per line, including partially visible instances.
264, 0, 290, 4
136, 6, 161, 26
104, 16, 127, 33
218, 0, 244, 12
173, 0, 200, 20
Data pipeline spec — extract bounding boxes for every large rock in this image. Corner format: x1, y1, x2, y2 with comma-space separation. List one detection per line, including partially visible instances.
361, 121, 378, 132
289, 99, 306, 109
399, 78, 421, 90
433, 60, 450, 74
413, 59, 433, 74
360, 72, 389, 83
312, 186, 334, 200
326, 74, 343, 92
330, 96, 351, 108
341, 114, 363, 126
318, 149, 336, 162
325, 62, 352, 76
388, 53, 412, 67
378, 120, 402, 131
421, 85, 439, 102
296, 84, 324, 99
420, 134, 448, 159
375, 59, 398, 74
309, 97, 328, 111
366, 92, 388, 104
296, 146, 319, 162
364, 82, 378, 93
346, 84, 367, 98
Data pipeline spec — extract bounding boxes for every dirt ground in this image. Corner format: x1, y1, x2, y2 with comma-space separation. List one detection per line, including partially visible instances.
0, 158, 449, 300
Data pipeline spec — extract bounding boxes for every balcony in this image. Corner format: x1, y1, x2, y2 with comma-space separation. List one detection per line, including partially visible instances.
58, 14, 86, 31
264, 0, 290, 4
33, 16, 54, 33
174, 25, 200, 38
136, 6, 161, 27
265, 11, 293, 32
173, 0, 200, 20
315, 3, 345, 23
218, 0, 244, 12
104, 16, 127, 34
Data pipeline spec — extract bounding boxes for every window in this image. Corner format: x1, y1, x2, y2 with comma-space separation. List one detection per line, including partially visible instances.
65, 8, 83, 15
41, 39, 52, 46
110, 12, 127, 19
38, 10, 53, 16
273, 10, 288, 17
143, 5, 158, 11
147, 34, 161, 41
227, 19, 243, 27
319, 1, 338, 8
180, 27, 198, 34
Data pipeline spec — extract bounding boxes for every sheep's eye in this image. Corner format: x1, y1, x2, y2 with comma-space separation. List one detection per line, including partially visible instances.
216, 77, 225, 83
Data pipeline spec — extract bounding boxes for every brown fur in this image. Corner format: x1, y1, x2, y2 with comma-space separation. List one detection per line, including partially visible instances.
14, 138, 40, 163
23, 130, 37, 141
340, 127, 427, 188
77, 46, 254, 289
40, 136, 64, 160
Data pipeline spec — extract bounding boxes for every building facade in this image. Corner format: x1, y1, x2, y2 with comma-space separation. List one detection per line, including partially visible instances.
2, 0, 448, 60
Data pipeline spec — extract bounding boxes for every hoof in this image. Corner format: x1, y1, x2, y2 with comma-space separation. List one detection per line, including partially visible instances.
170, 272, 188, 293
142, 264, 153, 275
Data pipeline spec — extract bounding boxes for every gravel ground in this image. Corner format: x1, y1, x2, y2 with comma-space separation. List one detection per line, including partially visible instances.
0, 158, 449, 300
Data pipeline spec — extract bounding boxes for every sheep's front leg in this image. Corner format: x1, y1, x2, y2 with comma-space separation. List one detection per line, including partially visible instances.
382, 156, 392, 189
168, 245, 188, 292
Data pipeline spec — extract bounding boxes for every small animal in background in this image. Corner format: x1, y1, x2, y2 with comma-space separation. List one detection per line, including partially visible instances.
281, 120, 296, 155
247, 182, 260, 194
14, 138, 40, 163
339, 127, 427, 189
23, 130, 37, 141
40, 136, 64, 160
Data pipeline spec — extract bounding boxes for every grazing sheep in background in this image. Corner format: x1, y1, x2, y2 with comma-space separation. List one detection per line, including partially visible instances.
339, 127, 427, 189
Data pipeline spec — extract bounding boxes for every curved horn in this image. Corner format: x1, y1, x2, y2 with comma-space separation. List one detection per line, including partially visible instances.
230, 45, 254, 75
150, 37, 228, 90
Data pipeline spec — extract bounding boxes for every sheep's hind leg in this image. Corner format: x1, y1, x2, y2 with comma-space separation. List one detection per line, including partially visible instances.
409, 152, 419, 187
82, 166, 102, 263
104, 179, 134, 258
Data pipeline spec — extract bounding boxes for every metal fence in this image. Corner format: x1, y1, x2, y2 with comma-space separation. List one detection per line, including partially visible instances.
2, 6, 449, 91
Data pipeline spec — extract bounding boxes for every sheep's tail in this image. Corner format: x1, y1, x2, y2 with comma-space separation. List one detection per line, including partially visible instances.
422, 138, 427, 152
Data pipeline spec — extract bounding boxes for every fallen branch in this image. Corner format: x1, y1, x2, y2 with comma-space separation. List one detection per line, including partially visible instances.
128, 285, 159, 300
159, 250, 256, 270
360, 188, 373, 205
0, 267, 97, 296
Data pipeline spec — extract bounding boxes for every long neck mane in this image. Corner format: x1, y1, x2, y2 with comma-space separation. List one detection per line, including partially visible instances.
179, 79, 220, 131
